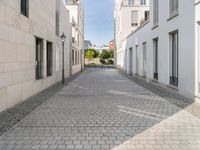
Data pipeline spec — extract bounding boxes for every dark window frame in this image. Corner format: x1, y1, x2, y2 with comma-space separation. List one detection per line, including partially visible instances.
153, 38, 158, 80
35, 37, 43, 80
47, 41, 53, 77
21, 0, 29, 17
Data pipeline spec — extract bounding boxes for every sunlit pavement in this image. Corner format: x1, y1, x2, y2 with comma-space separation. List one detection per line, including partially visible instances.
0, 69, 200, 150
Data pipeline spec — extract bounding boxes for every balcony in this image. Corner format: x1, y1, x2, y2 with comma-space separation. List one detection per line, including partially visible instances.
121, 0, 147, 7
65, 0, 79, 5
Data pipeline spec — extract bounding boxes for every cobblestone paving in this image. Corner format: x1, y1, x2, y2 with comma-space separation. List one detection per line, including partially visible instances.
0, 69, 200, 150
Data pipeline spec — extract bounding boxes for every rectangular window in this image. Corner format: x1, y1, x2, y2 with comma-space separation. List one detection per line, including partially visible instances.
21, 0, 29, 17
131, 11, 138, 26
136, 45, 139, 75
128, 0, 134, 5
144, 11, 150, 21
72, 49, 74, 66
170, 31, 178, 86
35, 38, 43, 80
153, 0, 159, 26
153, 38, 158, 80
141, 0, 146, 5
170, 0, 178, 17
55, 0, 60, 36
75, 51, 77, 65
143, 42, 147, 77
47, 42, 53, 77
78, 52, 79, 65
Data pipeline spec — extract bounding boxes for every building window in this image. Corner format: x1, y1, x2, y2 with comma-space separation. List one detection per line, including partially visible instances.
35, 38, 43, 80
131, 11, 138, 26
153, 38, 158, 80
128, 0, 134, 5
169, 0, 178, 17
21, 0, 29, 17
141, 0, 146, 5
47, 42, 53, 77
55, 0, 60, 36
72, 49, 74, 66
153, 0, 159, 26
143, 42, 147, 77
75, 51, 77, 65
144, 11, 150, 21
170, 31, 178, 86
78, 52, 80, 65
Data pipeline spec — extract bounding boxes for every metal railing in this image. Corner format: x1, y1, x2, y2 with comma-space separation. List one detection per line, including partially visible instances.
65, 0, 79, 5
121, 0, 147, 7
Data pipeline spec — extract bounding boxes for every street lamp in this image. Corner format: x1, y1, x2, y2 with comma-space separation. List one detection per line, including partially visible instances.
60, 32, 66, 84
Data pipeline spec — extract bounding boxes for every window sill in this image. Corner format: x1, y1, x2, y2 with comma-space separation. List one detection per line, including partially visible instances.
167, 13, 179, 22
152, 24, 159, 30
167, 84, 178, 90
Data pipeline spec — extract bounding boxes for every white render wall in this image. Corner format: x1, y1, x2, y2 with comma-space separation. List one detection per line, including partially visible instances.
195, 0, 200, 100
65, 0, 84, 75
114, 0, 149, 69
116, 0, 198, 99
0, 0, 71, 112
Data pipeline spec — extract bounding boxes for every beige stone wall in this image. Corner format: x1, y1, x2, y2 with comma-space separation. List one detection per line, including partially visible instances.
0, 0, 71, 112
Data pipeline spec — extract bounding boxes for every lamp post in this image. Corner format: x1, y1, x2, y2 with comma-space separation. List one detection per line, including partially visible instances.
60, 32, 66, 84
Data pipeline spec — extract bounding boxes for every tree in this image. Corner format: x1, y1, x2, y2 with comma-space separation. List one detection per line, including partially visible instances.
108, 49, 114, 58
85, 49, 99, 58
99, 50, 110, 59
107, 58, 114, 65
99, 50, 110, 65
85, 49, 95, 64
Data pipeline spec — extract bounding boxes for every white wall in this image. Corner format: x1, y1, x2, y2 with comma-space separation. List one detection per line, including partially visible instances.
195, 0, 200, 99
65, 0, 84, 75
116, 0, 197, 99
114, 0, 149, 69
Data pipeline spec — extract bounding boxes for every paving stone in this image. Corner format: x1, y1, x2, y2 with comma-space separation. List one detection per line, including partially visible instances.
0, 69, 200, 150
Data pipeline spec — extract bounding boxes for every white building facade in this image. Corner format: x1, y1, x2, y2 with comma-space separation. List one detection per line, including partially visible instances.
115, 0, 200, 101
114, 0, 150, 68
64, 0, 84, 74
0, 0, 72, 112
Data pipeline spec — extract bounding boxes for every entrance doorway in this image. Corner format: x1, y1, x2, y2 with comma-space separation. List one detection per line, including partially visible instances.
136, 45, 139, 75
143, 42, 147, 78
129, 48, 133, 75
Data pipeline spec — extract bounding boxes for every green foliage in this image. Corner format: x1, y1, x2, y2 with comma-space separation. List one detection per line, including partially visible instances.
108, 49, 114, 58
85, 49, 99, 58
107, 58, 114, 65
85, 49, 95, 61
99, 49, 110, 60
99, 58, 106, 64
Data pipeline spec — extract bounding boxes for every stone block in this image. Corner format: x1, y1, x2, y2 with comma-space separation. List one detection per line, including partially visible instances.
0, 72, 12, 89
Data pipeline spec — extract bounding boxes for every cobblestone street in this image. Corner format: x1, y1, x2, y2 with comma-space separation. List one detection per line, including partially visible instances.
0, 69, 200, 150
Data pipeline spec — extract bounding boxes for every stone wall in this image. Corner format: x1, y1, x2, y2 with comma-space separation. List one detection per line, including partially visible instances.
0, 0, 71, 112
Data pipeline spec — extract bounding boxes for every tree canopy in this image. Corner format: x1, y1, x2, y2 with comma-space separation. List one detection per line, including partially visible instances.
99, 49, 110, 60
85, 49, 95, 61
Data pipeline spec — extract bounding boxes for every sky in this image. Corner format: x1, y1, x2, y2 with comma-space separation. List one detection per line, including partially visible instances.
84, 0, 114, 46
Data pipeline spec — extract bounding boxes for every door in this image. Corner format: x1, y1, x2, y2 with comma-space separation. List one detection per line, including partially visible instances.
170, 31, 178, 86
129, 48, 133, 75
136, 45, 139, 75
143, 42, 147, 78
